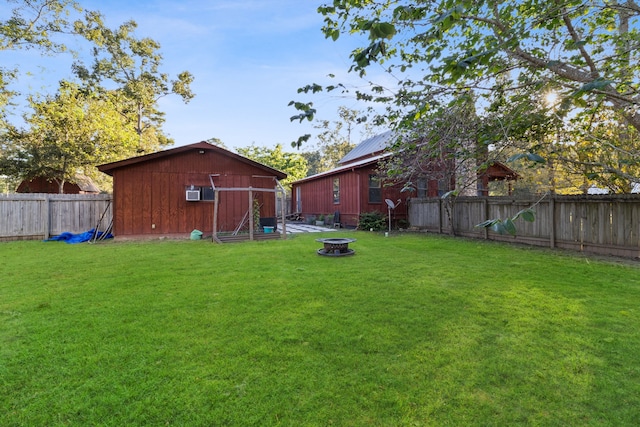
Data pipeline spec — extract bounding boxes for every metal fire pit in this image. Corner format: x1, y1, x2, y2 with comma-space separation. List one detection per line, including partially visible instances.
316, 237, 356, 256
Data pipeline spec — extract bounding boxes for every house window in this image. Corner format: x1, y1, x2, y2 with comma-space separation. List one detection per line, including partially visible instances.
333, 178, 340, 204
186, 185, 215, 201
368, 175, 382, 203
417, 179, 427, 198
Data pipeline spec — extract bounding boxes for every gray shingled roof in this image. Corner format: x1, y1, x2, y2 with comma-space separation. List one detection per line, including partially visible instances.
338, 130, 396, 165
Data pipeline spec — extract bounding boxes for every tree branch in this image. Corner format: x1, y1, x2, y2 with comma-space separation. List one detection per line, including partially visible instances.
561, 6, 599, 78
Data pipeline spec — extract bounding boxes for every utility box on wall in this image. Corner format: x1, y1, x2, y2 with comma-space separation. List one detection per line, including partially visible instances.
186, 190, 200, 201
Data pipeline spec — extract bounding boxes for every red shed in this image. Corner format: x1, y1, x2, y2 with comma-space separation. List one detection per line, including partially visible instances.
98, 142, 287, 238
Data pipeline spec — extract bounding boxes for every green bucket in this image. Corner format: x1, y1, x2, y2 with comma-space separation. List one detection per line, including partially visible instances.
190, 229, 203, 240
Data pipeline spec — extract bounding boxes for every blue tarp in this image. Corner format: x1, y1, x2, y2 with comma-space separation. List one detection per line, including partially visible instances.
46, 228, 113, 244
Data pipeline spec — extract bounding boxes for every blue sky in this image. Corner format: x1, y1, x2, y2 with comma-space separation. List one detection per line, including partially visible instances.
3, 0, 380, 151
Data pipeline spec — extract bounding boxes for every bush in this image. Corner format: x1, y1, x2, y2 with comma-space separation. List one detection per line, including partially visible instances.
358, 211, 387, 231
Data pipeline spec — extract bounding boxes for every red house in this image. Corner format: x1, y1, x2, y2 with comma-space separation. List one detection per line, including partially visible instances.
17, 175, 100, 194
291, 131, 518, 229
98, 142, 287, 239
291, 131, 408, 228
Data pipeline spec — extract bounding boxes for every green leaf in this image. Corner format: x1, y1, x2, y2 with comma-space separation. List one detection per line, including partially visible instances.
491, 221, 507, 234
476, 219, 499, 228
291, 134, 311, 149
433, 5, 464, 27
513, 208, 535, 222
566, 39, 587, 50
508, 152, 545, 163
526, 153, 546, 163
371, 22, 396, 40
578, 78, 614, 93
503, 218, 517, 235
297, 84, 323, 94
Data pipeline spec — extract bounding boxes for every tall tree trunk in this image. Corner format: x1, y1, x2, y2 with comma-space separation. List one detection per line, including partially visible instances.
56, 178, 65, 194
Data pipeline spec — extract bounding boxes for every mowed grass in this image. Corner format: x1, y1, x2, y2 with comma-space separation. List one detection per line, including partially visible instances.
1, 232, 640, 426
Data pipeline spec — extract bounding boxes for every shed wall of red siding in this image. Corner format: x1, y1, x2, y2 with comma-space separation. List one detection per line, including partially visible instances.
111, 149, 279, 236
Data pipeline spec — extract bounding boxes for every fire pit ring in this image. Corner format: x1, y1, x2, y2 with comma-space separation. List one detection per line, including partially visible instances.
316, 237, 356, 256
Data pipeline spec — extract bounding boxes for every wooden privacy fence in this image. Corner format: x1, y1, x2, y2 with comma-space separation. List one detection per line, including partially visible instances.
0, 193, 112, 241
408, 194, 640, 259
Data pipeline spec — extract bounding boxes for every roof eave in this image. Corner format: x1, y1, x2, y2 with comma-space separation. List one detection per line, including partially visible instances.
292, 153, 391, 185
97, 142, 287, 179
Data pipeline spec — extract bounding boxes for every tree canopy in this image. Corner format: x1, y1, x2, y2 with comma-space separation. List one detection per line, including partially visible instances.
236, 144, 308, 190
300, 106, 372, 176
292, 0, 640, 192
0, 2, 195, 192
0, 0, 81, 123
313, 0, 640, 126
1, 81, 139, 193
73, 12, 194, 150
0, 0, 79, 52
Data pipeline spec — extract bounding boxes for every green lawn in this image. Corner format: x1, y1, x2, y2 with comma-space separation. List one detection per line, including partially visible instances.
1, 232, 639, 426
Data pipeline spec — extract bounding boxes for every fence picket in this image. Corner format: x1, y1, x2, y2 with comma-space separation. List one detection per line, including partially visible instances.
408, 195, 640, 259
0, 194, 112, 241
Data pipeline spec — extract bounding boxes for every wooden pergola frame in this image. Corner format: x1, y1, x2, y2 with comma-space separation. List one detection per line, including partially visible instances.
208, 174, 287, 243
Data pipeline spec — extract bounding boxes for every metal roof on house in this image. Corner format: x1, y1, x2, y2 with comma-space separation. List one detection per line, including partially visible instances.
338, 130, 396, 165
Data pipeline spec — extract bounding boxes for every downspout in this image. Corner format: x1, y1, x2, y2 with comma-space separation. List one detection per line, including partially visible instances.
209, 174, 222, 243
275, 178, 287, 238
355, 168, 361, 228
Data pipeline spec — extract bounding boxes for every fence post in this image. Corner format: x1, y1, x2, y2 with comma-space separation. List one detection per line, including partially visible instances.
212, 190, 219, 242
549, 196, 555, 248
483, 198, 489, 240
248, 188, 254, 241
438, 198, 443, 234
43, 194, 50, 240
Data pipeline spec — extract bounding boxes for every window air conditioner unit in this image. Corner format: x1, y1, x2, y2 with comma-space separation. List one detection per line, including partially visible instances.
186, 190, 200, 201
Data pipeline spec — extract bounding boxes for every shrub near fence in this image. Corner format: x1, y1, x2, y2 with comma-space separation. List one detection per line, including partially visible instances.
408, 194, 640, 259
0, 193, 112, 241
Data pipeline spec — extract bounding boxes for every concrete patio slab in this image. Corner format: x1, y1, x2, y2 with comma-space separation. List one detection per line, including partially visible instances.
284, 223, 338, 234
